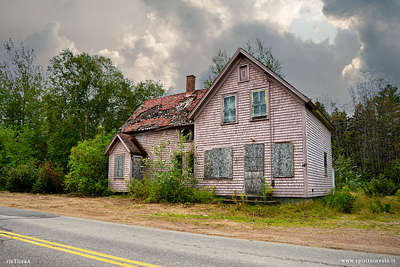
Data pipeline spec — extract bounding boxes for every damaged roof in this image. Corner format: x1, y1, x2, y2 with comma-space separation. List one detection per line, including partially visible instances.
120, 89, 208, 133
104, 133, 147, 156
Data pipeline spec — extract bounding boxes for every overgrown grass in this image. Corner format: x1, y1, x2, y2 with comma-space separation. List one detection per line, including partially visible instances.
149, 192, 400, 233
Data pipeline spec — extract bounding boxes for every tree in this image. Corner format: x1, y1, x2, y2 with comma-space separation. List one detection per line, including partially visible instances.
203, 38, 283, 88
0, 39, 46, 161
44, 49, 165, 169
0, 39, 45, 128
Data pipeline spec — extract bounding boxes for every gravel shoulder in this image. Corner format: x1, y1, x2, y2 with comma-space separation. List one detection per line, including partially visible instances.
1, 191, 399, 256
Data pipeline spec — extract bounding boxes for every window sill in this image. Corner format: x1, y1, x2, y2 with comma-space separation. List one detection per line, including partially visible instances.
204, 177, 233, 179
250, 116, 268, 122
114, 177, 125, 179
238, 79, 249, 83
221, 121, 238, 126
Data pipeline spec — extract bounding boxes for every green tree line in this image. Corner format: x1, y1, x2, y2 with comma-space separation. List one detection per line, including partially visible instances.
0, 39, 164, 194
317, 70, 400, 196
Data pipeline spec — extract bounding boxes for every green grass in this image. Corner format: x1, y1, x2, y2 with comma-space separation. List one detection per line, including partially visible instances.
150, 192, 400, 233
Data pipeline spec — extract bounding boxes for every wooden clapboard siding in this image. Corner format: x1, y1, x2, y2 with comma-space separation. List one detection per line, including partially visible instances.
108, 141, 131, 192
134, 128, 194, 177
194, 57, 306, 197
305, 108, 333, 197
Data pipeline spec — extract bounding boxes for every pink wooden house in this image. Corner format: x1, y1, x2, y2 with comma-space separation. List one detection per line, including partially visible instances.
104, 48, 334, 198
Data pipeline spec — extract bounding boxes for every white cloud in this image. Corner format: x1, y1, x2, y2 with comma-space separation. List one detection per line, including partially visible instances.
98, 49, 125, 67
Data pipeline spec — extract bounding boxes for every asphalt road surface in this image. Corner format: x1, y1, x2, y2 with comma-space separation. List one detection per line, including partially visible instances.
0, 206, 398, 266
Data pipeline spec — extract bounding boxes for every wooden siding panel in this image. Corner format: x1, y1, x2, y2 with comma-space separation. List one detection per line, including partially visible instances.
305, 108, 333, 197
194, 57, 306, 197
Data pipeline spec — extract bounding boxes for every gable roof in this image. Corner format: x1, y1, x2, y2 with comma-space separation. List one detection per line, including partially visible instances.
104, 133, 147, 156
120, 89, 208, 133
188, 48, 334, 131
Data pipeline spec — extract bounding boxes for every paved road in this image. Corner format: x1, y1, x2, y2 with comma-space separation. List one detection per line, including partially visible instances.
0, 206, 398, 266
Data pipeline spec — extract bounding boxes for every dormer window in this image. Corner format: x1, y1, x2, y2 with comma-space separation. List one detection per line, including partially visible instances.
238, 65, 249, 82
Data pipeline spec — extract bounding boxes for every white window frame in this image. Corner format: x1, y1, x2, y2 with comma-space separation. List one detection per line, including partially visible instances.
222, 94, 237, 124
251, 89, 268, 120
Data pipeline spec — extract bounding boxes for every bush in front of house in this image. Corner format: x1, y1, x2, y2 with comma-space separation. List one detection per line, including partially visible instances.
64, 128, 114, 196
127, 132, 218, 204
323, 185, 356, 213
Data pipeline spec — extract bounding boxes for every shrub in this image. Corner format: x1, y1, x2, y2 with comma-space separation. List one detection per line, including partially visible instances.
64, 128, 114, 196
396, 189, 400, 203
32, 162, 64, 194
334, 154, 362, 191
323, 186, 356, 213
261, 179, 274, 197
368, 197, 391, 213
364, 174, 397, 197
5, 161, 40, 192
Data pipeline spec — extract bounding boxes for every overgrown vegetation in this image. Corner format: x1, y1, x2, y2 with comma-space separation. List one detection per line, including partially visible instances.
64, 128, 114, 196
127, 132, 217, 203
1, 161, 64, 193
323, 186, 356, 213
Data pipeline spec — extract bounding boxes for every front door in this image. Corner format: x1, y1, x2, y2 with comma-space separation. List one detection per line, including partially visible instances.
245, 143, 264, 195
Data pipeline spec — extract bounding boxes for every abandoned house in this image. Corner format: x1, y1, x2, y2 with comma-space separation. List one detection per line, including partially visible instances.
104, 48, 334, 198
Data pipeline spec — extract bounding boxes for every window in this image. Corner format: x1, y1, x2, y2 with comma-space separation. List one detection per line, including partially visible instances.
324, 152, 328, 176
180, 129, 193, 142
204, 147, 233, 178
273, 143, 293, 177
223, 95, 236, 123
188, 151, 195, 175
115, 155, 124, 178
238, 65, 249, 82
251, 89, 267, 119
175, 154, 183, 174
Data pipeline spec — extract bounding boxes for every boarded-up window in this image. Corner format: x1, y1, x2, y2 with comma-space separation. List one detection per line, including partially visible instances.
115, 155, 124, 178
204, 147, 233, 178
273, 143, 293, 177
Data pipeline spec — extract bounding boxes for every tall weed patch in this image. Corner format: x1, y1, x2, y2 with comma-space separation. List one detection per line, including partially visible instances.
324, 186, 356, 213
127, 132, 217, 203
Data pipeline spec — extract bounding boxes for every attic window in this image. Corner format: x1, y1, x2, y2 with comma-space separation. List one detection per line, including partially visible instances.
238, 65, 249, 82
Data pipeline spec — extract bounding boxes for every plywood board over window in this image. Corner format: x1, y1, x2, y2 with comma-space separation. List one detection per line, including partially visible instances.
204, 147, 233, 178
115, 155, 125, 178
273, 143, 293, 177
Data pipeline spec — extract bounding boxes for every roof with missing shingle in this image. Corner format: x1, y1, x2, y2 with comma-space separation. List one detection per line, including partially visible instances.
103, 133, 147, 156
119, 88, 208, 133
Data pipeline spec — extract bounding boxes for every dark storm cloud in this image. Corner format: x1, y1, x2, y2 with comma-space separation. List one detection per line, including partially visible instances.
322, 0, 400, 88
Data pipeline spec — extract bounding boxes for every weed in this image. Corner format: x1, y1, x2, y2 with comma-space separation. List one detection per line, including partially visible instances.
323, 186, 356, 213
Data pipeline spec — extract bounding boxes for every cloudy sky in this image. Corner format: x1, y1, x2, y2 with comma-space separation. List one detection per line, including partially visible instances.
1, 0, 399, 109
